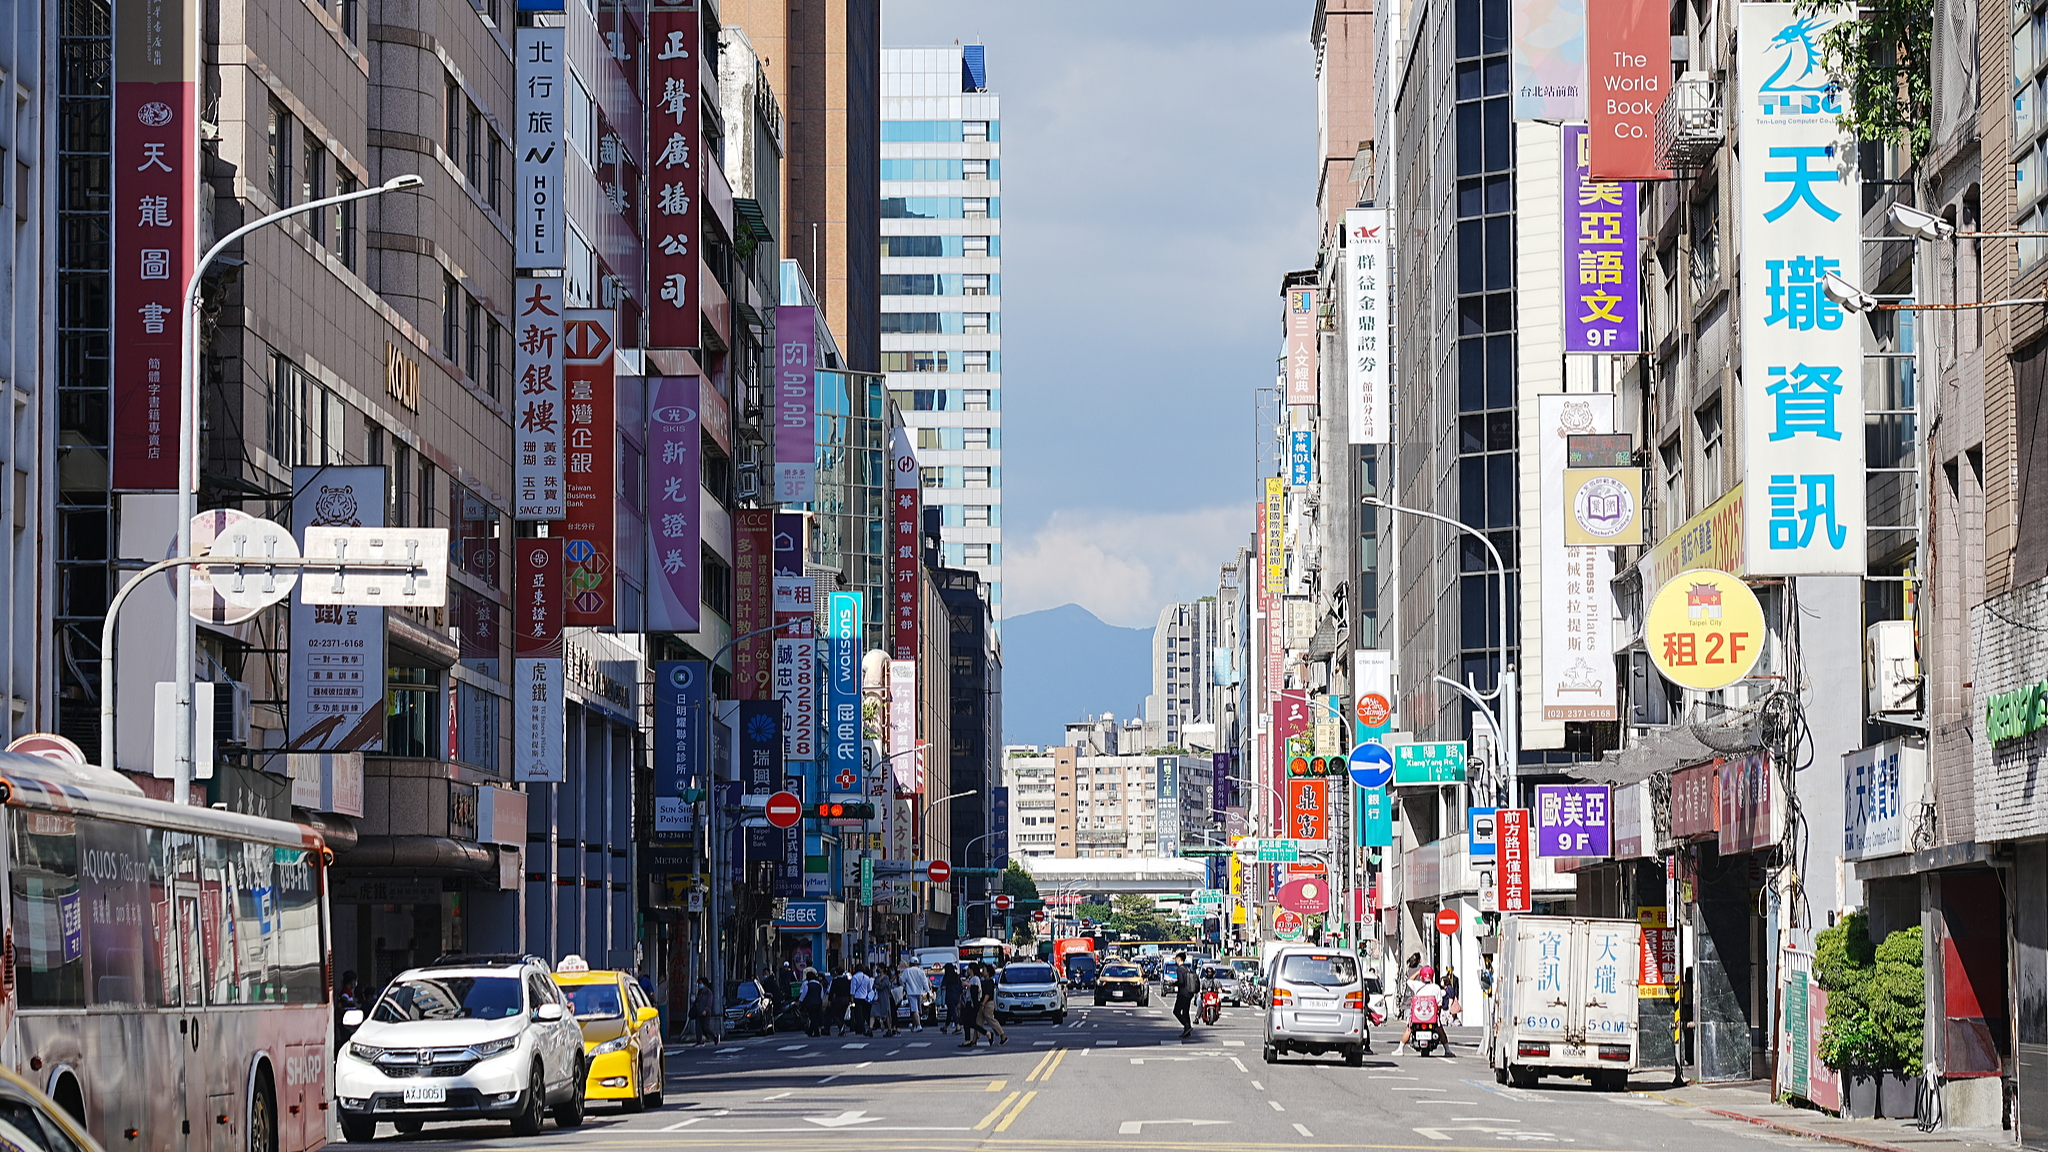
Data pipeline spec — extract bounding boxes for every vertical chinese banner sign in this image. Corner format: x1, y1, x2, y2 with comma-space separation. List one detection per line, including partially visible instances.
775, 305, 818, 502
1497, 807, 1534, 911
647, 3, 699, 347
1271, 689, 1309, 806
773, 575, 817, 767
1738, 3, 1865, 576
515, 27, 565, 266
653, 661, 707, 837
1562, 124, 1642, 354
1284, 288, 1318, 405
826, 592, 863, 795
561, 311, 616, 626
888, 660, 917, 797
645, 376, 701, 631
112, 0, 199, 489
1287, 777, 1328, 841
514, 538, 565, 782
514, 277, 567, 520
288, 466, 387, 751
1587, 0, 1674, 179
891, 427, 920, 659
1539, 393, 1619, 720
732, 510, 774, 698
1344, 209, 1390, 444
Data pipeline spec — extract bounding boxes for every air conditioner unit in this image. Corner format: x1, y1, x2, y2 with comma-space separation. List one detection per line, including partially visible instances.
211, 679, 252, 746
1867, 620, 1920, 715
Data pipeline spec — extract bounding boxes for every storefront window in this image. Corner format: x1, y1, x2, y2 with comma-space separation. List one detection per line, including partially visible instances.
387, 667, 440, 757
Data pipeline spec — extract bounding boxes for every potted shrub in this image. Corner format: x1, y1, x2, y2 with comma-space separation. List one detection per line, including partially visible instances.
1814, 912, 1880, 1117
1868, 927, 1925, 1119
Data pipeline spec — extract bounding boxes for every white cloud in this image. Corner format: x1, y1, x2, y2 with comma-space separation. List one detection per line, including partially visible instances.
1003, 505, 1250, 628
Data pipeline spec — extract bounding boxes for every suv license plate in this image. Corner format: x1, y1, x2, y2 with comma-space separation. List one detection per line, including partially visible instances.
402, 1087, 446, 1104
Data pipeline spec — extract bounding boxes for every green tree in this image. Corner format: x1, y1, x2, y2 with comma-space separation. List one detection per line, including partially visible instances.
1109, 893, 1169, 941
1000, 862, 1040, 946
1794, 0, 1933, 160
1076, 902, 1113, 925
1000, 860, 1039, 903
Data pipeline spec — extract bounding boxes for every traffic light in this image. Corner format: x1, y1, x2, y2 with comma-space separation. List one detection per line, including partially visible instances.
1287, 756, 1336, 778
811, 801, 875, 820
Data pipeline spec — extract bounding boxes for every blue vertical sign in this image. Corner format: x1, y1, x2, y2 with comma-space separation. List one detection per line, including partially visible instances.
990, 786, 1009, 867
826, 592, 864, 794
653, 661, 707, 838
1289, 429, 1314, 486
1355, 784, 1393, 847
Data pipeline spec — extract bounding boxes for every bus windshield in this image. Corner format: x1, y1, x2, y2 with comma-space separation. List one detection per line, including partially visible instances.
372, 975, 525, 1022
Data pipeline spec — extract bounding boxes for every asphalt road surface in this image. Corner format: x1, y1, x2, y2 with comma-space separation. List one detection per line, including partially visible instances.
353, 1000, 1852, 1152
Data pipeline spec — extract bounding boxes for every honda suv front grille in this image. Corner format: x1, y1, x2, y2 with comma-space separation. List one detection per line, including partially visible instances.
373, 1048, 482, 1078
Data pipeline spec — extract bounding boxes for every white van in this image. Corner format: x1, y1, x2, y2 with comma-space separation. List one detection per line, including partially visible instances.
1489, 915, 1641, 1090
1262, 945, 1368, 1066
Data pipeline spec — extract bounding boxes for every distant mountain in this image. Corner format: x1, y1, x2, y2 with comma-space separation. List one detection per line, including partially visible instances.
1000, 604, 1154, 746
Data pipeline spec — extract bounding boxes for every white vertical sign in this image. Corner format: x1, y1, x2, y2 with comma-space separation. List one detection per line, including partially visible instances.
1539, 394, 1619, 721
1737, 3, 1865, 576
1344, 208, 1390, 444
888, 659, 918, 796
513, 276, 566, 519
515, 659, 565, 782
289, 466, 386, 752
774, 576, 818, 762
515, 27, 566, 265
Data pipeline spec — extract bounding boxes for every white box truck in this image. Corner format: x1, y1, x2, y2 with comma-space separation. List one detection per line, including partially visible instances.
1489, 914, 1641, 1091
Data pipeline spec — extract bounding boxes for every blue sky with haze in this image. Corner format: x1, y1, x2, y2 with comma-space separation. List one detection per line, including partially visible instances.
881, 2, 1319, 627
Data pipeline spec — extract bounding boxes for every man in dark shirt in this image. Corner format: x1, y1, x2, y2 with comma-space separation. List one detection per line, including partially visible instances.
1171, 952, 1198, 1037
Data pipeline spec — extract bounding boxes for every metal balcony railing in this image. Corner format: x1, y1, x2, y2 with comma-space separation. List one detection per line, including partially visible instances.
1655, 72, 1725, 172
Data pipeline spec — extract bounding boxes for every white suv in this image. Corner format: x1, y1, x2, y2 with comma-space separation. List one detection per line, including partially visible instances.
336, 955, 588, 1141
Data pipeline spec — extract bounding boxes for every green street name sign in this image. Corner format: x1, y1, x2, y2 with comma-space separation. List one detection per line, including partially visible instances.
1255, 839, 1300, 863
1394, 742, 1467, 784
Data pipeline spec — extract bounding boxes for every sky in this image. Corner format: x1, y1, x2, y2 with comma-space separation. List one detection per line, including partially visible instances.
880, 2, 1321, 628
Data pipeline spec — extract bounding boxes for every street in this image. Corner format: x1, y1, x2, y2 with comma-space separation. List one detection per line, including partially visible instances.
359, 1005, 1854, 1152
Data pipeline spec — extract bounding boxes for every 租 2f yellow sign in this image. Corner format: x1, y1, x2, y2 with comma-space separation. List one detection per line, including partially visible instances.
1646, 568, 1765, 690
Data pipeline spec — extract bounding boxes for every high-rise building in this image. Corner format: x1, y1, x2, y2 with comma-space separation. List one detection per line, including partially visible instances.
1147, 600, 1219, 750
880, 45, 1004, 619
720, 0, 882, 372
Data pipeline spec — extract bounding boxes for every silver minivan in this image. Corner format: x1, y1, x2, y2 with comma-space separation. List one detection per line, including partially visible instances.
1262, 946, 1367, 1066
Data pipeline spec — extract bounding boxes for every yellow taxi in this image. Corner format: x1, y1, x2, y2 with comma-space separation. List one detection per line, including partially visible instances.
552, 956, 665, 1111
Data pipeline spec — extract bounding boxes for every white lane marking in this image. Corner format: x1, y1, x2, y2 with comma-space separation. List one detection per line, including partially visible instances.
658, 1118, 704, 1131
1230, 1057, 1248, 1073
1223, 1040, 1245, 1047
1414, 1100, 1482, 1105
1250, 1081, 1264, 1090
761, 1092, 793, 1101
1268, 1100, 1286, 1112
1097, 1039, 1117, 1046
1393, 1086, 1448, 1091
1294, 1123, 1316, 1138
908, 1042, 931, 1048
816, 1074, 840, 1084
778, 1045, 808, 1051
1371, 1075, 1421, 1080
841, 1042, 868, 1049
855, 1061, 874, 1068
1033, 1040, 1054, 1046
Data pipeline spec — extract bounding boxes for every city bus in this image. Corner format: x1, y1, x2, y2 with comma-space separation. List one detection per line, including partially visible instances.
956, 938, 1012, 968
0, 752, 332, 1152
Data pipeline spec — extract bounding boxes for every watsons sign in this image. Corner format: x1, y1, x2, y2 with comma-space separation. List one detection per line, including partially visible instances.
1986, 678, 2048, 745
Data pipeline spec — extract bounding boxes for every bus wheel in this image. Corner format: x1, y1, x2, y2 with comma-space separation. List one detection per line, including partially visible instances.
249, 1077, 277, 1152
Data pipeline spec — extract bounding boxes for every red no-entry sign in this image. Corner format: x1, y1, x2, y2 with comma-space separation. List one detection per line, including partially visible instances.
993, 893, 1014, 911
1435, 909, 1461, 935
926, 859, 951, 884
764, 790, 802, 829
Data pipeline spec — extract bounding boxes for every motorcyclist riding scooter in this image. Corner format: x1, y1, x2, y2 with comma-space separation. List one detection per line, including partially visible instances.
1401, 965, 1448, 1056
1198, 965, 1224, 1026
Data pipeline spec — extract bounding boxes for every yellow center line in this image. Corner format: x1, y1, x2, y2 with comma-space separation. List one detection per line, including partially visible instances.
1022, 1048, 1059, 1082
993, 1088, 1038, 1132
987, 1079, 1008, 1091
1036, 1046, 1070, 1082
974, 1091, 1021, 1130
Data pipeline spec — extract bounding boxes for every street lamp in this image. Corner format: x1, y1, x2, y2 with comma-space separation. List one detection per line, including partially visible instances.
1361, 495, 1519, 808
167, 174, 424, 803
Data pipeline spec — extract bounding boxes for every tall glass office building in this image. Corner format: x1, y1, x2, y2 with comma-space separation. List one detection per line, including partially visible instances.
879, 44, 1003, 619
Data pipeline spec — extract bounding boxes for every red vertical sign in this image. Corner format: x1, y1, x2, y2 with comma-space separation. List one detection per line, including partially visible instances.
891, 428, 920, 660
1271, 689, 1309, 800
1497, 808, 1533, 912
516, 538, 564, 658
647, 5, 700, 347
113, 0, 200, 490
733, 509, 774, 699
560, 312, 616, 626
1586, 0, 1674, 179
1286, 778, 1327, 841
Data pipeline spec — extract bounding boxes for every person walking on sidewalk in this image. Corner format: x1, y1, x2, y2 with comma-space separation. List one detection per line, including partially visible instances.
1171, 951, 1199, 1038
827, 966, 853, 1036
800, 968, 826, 1037
900, 958, 931, 1032
974, 963, 1009, 1046
874, 963, 899, 1037
942, 963, 966, 1035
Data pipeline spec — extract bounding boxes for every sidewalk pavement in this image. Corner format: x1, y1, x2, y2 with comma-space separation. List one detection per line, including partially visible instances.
1639, 1079, 2013, 1152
